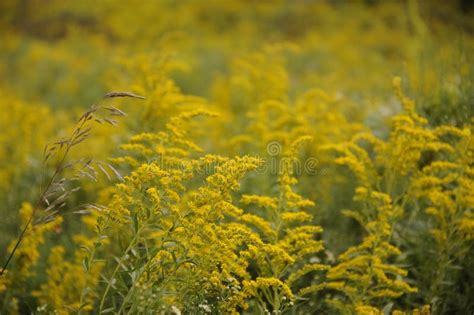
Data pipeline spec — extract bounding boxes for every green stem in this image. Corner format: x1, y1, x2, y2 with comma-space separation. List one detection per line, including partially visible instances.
78, 247, 96, 314
1, 144, 70, 276
120, 258, 153, 314
98, 228, 141, 313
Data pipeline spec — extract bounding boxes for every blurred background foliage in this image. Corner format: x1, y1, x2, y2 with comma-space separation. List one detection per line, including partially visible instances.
0, 0, 473, 314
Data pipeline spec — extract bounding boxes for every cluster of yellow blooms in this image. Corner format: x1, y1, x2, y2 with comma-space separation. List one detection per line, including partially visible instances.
1, 1, 473, 314
60, 102, 327, 313
0, 93, 56, 193
0, 203, 62, 313
320, 78, 473, 314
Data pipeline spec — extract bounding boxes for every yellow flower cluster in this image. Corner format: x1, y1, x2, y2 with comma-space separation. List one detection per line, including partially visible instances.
0, 93, 56, 193
62, 105, 328, 314
1, 1, 473, 313
6, 203, 63, 281
325, 189, 418, 311
321, 78, 473, 313
32, 244, 102, 314
239, 137, 327, 312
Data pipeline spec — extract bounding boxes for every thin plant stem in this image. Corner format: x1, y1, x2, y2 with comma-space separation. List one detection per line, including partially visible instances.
0, 143, 71, 276
98, 228, 142, 314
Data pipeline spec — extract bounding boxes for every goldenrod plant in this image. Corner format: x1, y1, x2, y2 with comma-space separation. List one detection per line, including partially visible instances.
0, 1, 473, 314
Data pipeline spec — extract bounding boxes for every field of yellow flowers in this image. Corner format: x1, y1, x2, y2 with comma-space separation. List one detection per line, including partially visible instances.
0, 1, 473, 314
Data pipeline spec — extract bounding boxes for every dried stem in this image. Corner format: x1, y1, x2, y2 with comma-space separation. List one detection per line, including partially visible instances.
0, 92, 144, 276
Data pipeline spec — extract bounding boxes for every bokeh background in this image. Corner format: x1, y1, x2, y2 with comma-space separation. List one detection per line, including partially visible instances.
0, 1, 473, 314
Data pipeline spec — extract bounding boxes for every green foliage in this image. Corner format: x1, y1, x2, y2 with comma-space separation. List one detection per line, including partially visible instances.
0, 1, 473, 314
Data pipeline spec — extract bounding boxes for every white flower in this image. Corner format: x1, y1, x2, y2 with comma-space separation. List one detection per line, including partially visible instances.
198, 304, 212, 313
171, 305, 181, 315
